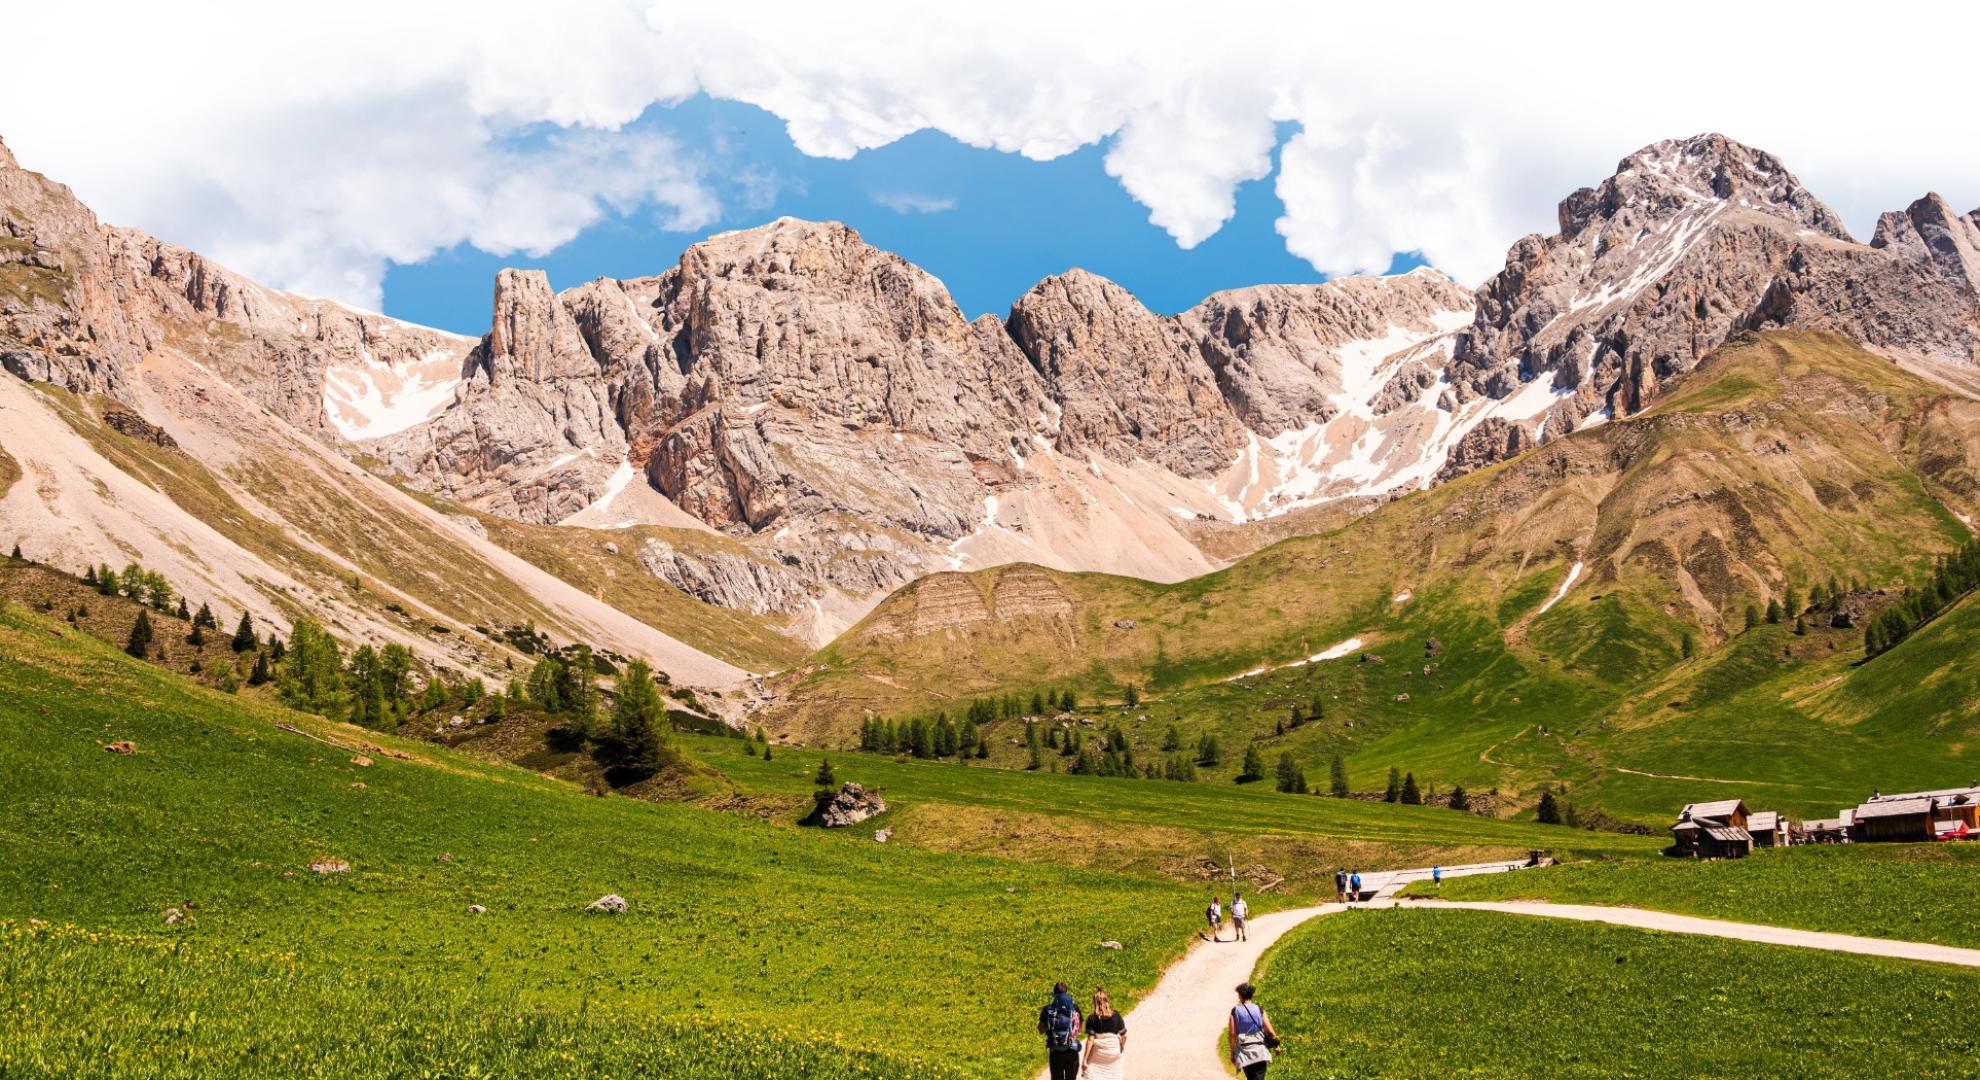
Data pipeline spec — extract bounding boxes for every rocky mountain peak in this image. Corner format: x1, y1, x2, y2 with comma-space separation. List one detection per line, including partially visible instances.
0, 135, 15, 170
478, 268, 594, 383
1871, 192, 1980, 299
1560, 133, 1851, 241
1007, 266, 1247, 477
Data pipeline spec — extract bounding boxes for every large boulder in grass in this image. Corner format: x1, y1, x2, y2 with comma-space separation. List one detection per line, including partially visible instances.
805, 782, 887, 828
586, 894, 628, 914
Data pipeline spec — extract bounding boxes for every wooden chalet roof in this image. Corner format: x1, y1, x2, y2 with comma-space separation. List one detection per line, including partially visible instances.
1854, 797, 1935, 821
1749, 811, 1781, 831
1679, 799, 1747, 821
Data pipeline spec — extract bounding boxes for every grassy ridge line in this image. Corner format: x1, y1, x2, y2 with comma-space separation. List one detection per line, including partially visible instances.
1416, 843, 1980, 950
0, 603, 1193, 1078
1256, 908, 1980, 1079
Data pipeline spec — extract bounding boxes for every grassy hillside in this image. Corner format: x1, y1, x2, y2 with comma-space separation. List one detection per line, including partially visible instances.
680, 734, 1662, 898
402, 488, 807, 672
1418, 843, 1980, 949
0, 601, 1197, 1078
1259, 908, 1980, 1078
768, 333, 1980, 824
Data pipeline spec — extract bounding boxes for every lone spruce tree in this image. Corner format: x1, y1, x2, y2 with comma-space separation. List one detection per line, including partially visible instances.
1330, 753, 1350, 798
1536, 790, 1563, 825
1237, 743, 1265, 783
125, 609, 154, 659
1383, 766, 1402, 803
231, 611, 258, 653
1400, 772, 1422, 805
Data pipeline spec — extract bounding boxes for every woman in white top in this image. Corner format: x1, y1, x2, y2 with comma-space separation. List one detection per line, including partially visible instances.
1081, 988, 1127, 1079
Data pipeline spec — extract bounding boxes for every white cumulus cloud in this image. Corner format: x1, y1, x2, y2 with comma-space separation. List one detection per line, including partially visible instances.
4, 1, 1977, 308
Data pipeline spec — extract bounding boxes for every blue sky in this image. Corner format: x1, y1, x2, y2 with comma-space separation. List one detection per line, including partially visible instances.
382, 97, 1423, 335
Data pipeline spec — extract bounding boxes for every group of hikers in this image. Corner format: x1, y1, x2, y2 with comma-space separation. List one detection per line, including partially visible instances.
1327, 865, 1441, 902
1038, 980, 1280, 1080
1202, 891, 1249, 941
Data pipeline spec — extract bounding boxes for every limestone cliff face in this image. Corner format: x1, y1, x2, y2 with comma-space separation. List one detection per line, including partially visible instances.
1872, 193, 1980, 300
1007, 268, 1245, 477
372, 216, 1490, 634
1179, 272, 1476, 434
0, 135, 470, 431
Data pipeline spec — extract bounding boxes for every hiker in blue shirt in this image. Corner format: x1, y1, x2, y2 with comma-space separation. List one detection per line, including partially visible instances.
1228, 981, 1282, 1079
1348, 871, 1362, 902
1037, 981, 1083, 1080
1432, 865, 1442, 887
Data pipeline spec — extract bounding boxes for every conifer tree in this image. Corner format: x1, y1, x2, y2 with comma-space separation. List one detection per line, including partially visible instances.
1238, 743, 1266, 783
1766, 598, 1783, 624
1330, 753, 1350, 798
1383, 765, 1402, 802
814, 759, 837, 788
1448, 785, 1470, 812
1745, 604, 1762, 630
231, 610, 259, 653
1123, 684, 1140, 708
194, 602, 216, 630
83, 565, 97, 586
248, 650, 272, 686
188, 621, 205, 648
1031, 691, 1045, 716
1400, 772, 1422, 805
1162, 725, 1181, 752
595, 658, 667, 780
175, 597, 191, 621
1536, 790, 1563, 825
8, 541, 19, 560
277, 618, 346, 717
1196, 732, 1222, 767
1026, 719, 1043, 770
1275, 751, 1300, 793
125, 608, 154, 658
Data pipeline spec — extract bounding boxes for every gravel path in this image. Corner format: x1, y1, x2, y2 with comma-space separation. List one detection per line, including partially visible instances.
1028, 868, 1980, 1079
1027, 861, 1531, 1080
1410, 898, 1980, 966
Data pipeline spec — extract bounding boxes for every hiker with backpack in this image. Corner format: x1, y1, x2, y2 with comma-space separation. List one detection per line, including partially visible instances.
1228, 981, 1281, 1079
1348, 871, 1362, 902
1334, 867, 1347, 902
1230, 892, 1249, 942
1038, 981, 1084, 1080
1205, 895, 1223, 941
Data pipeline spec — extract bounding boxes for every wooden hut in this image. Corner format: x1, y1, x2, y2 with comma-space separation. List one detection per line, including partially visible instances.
1853, 785, 1980, 843
1748, 811, 1790, 848
1670, 799, 1753, 858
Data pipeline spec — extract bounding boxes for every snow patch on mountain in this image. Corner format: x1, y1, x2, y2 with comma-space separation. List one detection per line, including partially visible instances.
323, 348, 463, 440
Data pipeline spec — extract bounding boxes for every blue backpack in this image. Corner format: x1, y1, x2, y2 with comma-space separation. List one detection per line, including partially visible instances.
1044, 999, 1080, 1051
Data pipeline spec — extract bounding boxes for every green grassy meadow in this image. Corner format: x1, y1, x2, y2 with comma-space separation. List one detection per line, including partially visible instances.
681, 733, 1660, 898
1258, 908, 1980, 1078
0, 603, 1194, 1078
